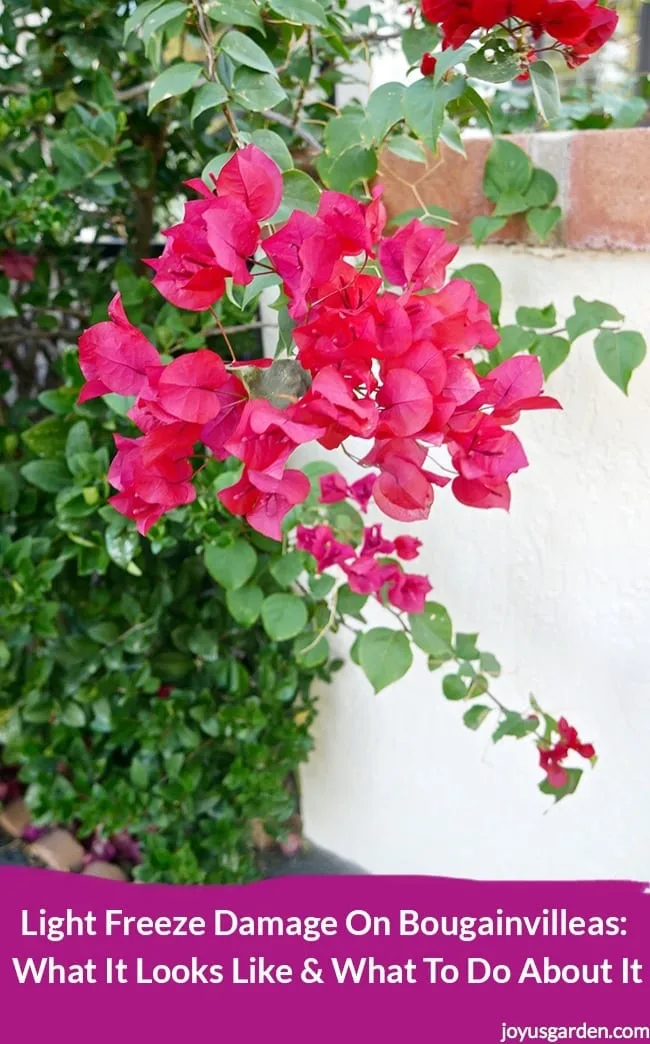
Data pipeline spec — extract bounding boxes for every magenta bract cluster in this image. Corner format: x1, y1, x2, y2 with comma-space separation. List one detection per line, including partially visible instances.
422, 0, 617, 67
538, 717, 595, 788
298, 518, 431, 614
0, 249, 37, 282
77, 143, 560, 548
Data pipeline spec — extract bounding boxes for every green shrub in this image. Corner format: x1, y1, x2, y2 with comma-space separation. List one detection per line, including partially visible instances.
0, 361, 340, 882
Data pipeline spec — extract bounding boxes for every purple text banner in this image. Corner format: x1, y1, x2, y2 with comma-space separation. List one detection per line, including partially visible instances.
1, 868, 650, 1042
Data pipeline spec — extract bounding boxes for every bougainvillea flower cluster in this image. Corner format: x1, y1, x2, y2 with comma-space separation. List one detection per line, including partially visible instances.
422, 0, 617, 67
77, 143, 561, 543
538, 718, 596, 789
144, 146, 282, 311
297, 520, 430, 612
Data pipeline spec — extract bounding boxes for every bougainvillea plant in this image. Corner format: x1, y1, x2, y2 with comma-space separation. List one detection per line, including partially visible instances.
2, 0, 643, 881
78, 142, 599, 798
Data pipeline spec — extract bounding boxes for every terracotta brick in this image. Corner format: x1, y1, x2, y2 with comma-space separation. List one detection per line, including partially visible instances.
27, 829, 85, 871
566, 128, 650, 250
0, 799, 31, 838
82, 861, 128, 882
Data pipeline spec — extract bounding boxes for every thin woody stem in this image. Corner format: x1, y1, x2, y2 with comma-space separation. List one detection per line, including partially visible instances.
209, 306, 237, 362
192, 0, 242, 146
292, 28, 314, 131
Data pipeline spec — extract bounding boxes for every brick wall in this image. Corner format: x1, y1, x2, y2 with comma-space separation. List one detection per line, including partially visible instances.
379, 128, 650, 252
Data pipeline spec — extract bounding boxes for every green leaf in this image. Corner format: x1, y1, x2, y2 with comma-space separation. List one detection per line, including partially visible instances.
226, 584, 264, 626
148, 62, 202, 112
154, 651, 193, 681
232, 68, 287, 111
367, 82, 405, 143
443, 673, 467, 701
202, 153, 231, 185
539, 767, 583, 803
433, 43, 474, 84
336, 584, 367, 621
221, 30, 276, 74
516, 304, 556, 329
204, 539, 257, 590
103, 394, 135, 417
469, 215, 507, 246
20, 460, 70, 493
294, 632, 329, 667
566, 296, 624, 342
130, 757, 151, 788
309, 574, 336, 599
191, 81, 228, 122
325, 112, 372, 155
87, 622, 120, 644
484, 138, 532, 202
534, 334, 571, 379
357, 628, 413, 693
529, 59, 561, 123
324, 500, 364, 545
22, 416, 70, 457
0, 641, 10, 668
317, 146, 377, 193
269, 550, 305, 587
523, 167, 557, 208
385, 135, 426, 164
479, 651, 501, 676
241, 271, 282, 307
408, 601, 453, 658
493, 190, 528, 217
609, 96, 647, 129
467, 674, 489, 699
594, 330, 646, 394
261, 593, 308, 641
106, 527, 139, 570
37, 387, 79, 415
91, 697, 112, 733
467, 39, 519, 83
273, 169, 320, 221
403, 77, 445, 151
65, 420, 92, 460
61, 703, 86, 727
249, 129, 293, 171
402, 25, 440, 65
124, 0, 165, 39
526, 205, 561, 242
463, 704, 491, 730
140, 1, 187, 43
439, 116, 465, 156
206, 0, 264, 32
0, 293, 18, 318
492, 710, 539, 743
268, 0, 328, 27
455, 633, 480, 660
188, 627, 219, 661
461, 84, 493, 129
492, 194, 530, 218
490, 324, 536, 365
453, 263, 501, 324
0, 467, 18, 513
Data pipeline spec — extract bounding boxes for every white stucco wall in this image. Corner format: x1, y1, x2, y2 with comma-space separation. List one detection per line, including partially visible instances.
301, 245, 650, 881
